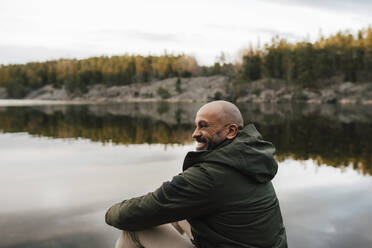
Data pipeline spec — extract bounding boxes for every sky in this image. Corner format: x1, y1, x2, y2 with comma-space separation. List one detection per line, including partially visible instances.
1, 0, 372, 65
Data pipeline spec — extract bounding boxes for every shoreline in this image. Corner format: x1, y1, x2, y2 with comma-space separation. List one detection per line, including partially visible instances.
1, 76, 372, 105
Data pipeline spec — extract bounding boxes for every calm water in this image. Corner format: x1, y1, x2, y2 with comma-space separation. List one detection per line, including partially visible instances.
1, 100, 372, 248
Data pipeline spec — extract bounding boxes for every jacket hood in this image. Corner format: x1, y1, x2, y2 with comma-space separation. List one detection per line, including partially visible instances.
183, 124, 278, 183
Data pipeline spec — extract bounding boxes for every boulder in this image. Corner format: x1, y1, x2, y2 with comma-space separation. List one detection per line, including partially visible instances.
275, 87, 287, 97
303, 89, 318, 99
277, 93, 293, 102
339, 98, 358, 104
25, 85, 52, 98
292, 91, 308, 101
338, 82, 354, 93
321, 90, 337, 104
106, 86, 124, 98
259, 90, 276, 102
26, 85, 69, 100
307, 98, 322, 104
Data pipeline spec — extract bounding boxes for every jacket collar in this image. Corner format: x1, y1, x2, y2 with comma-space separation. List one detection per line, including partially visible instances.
183, 124, 259, 171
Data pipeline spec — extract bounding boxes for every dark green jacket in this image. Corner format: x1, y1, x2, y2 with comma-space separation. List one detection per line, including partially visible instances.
106, 124, 287, 248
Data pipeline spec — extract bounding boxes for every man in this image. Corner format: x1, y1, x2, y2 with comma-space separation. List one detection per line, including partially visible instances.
106, 100, 287, 248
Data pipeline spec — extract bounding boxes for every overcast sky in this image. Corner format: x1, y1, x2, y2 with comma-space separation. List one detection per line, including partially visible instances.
1, 0, 371, 65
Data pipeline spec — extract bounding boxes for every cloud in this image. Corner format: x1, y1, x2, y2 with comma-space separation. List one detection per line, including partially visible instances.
206, 24, 301, 40
253, 28, 301, 40
261, 0, 372, 15
134, 32, 180, 43
98, 29, 180, 43
0, 0, 370, 65
0, 45, 93, 65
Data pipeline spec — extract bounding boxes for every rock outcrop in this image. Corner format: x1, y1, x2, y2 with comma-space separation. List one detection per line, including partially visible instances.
25, 76, 230, 102
236, 79, 372, 104
25, 85, 70, 100
13, 76, 372, 104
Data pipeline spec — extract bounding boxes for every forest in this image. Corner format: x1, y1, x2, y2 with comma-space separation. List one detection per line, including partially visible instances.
0, 27, 371, 98
239, 27, 372, 86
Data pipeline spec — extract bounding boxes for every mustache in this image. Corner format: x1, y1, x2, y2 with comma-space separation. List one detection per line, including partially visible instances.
195, 137, 207, 143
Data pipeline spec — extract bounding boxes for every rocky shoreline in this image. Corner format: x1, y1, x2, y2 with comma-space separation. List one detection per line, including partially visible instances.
237, 78, 372, 104
1, 75, 372, 104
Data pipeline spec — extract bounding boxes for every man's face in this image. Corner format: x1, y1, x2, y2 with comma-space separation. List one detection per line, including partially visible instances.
192, 108, 228, 151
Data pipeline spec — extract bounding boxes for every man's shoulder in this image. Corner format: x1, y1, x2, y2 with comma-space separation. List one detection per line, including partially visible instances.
184, 161, 220, 173
183, 161, 235, 182
182, 162, 215, 180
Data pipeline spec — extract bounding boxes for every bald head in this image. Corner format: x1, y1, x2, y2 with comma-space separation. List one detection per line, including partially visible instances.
192, 101, 244, 150
197, 101, 244, 128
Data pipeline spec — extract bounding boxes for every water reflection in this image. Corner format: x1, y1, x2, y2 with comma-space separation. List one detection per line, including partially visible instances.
0, 205, 117, 248
274, 159, 372, 248
1, 133, 372, 248
0, 102, 371, 174
0, 103, 195, 144
1, 101, 372, 248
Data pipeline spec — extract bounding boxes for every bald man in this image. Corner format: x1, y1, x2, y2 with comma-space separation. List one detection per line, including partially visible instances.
106, 101, 287, 248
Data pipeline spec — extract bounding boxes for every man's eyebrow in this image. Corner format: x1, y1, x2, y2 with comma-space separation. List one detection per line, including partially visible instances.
196, 120, 208, 126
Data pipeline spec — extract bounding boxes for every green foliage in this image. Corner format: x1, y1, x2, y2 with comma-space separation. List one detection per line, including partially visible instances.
200, 63, 235, 77
157, 87, 171, 99
242, 52, 262, 81
213, 91, 223, 100
142, 93, 153, 98
240, 27, 372, 86
0, 54, 201, 96
5, 83, 29, 98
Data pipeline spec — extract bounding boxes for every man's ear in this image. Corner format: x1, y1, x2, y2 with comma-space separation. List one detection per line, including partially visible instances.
226, 124, 239, 140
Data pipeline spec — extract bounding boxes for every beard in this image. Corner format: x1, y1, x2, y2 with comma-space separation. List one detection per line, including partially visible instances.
195, 135, 225, 151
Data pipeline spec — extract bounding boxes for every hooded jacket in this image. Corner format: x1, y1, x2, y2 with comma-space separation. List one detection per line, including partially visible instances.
105, 124, 287, 248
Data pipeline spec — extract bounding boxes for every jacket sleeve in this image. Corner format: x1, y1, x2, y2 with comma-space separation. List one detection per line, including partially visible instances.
105, 164, 216, 231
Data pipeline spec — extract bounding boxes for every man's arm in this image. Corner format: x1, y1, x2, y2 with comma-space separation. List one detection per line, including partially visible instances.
105, 164, 216, 231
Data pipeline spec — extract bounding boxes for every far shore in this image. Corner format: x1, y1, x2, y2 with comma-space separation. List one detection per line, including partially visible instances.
1, 76, 372, 105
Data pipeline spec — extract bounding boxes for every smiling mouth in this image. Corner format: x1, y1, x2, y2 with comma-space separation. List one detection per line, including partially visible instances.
196, 141, 207, 150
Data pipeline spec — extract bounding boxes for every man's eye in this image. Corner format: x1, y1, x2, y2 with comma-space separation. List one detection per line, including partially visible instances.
196, 122, 208, 129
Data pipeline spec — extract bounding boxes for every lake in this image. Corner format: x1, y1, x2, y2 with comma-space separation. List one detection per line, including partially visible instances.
1, 100, 372, 248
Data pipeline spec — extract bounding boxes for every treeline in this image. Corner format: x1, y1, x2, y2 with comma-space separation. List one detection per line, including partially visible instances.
1, 27, 372, 98
0, 54, 205, 98
239, 27, 372, 87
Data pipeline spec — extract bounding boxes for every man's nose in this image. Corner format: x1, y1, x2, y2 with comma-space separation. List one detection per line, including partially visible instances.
192, 128, 201, 138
